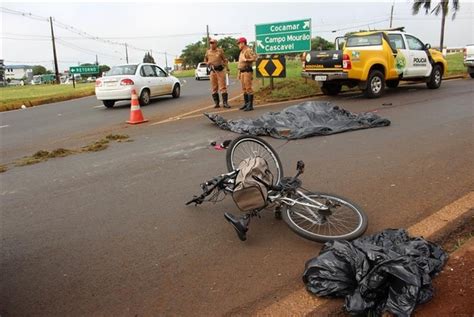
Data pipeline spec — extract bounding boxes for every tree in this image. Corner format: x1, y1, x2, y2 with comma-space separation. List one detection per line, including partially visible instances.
412, 0, 460, 50
143, 52, 155, 63
32, 65, 47, 75
311, 36, 335, 51
99, 65, 110, 76
217, 37, 240, 62
180, 37, 208, 67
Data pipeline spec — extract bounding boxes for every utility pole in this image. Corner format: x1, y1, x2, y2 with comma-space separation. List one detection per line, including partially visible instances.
206, 25, 210, 48
49, 17, 60, 84
389, 3, 394, 28
125, 43, 129, 63
95, 54, 98, 65
165, 52, 168, 69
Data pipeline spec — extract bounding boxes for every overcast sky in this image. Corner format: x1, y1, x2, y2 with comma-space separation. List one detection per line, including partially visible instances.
1, 0, 473, 71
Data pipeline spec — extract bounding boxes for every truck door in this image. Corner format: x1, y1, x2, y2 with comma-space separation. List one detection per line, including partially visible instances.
404, 34, 432, 77
388, 33, 409, 78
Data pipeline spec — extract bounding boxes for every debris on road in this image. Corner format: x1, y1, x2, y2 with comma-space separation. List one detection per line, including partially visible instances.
210, 139, 231, 150
303, 229, 448, 316
205, 101, 390, 139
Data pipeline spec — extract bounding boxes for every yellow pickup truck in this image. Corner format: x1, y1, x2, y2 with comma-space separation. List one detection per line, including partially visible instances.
301, 28, 447, 98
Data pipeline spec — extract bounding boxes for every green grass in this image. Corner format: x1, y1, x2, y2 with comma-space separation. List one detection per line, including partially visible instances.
445, 52, 465, 75
0, 83, 95, 112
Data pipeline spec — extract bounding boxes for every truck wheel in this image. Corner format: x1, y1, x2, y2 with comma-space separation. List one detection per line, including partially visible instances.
321, 83, 342, 96
364, 70, 385, 98
386, 80, 399, 88
469, 73, 474, 79
102, 100, 115, 108
426, 65, 442, 89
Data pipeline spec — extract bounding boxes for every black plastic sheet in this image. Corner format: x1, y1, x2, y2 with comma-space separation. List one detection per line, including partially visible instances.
204, 101, 390, 139
303, 229, 448, 316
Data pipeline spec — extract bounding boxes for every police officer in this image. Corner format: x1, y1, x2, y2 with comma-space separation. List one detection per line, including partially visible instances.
237, 37, 257, 111
204, 39, 230, 108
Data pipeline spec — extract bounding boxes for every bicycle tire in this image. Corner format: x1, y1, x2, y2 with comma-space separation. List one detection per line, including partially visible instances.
226, 135, 284, 185
282, 191, 368, 242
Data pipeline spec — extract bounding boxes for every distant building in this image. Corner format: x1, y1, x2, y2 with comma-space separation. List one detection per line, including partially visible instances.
4, 64, 33, 81
0, 59, 5, 85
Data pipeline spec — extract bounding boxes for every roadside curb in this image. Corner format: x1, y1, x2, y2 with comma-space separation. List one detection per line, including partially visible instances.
252, 191, 474, 316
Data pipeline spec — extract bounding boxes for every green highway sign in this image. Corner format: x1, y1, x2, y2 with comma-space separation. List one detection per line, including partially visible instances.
255, 19, 311, 54
69, 66, 99, 74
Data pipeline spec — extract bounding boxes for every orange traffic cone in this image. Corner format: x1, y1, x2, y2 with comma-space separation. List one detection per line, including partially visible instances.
126, 89, 148, 124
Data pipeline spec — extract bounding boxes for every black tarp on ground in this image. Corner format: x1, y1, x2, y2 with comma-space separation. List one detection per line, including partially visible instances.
204, 101, 391, 139
302, 229, 448, 316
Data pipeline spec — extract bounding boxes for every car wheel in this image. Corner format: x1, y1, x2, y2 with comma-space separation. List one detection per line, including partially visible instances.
139, 89, 151, 106
426, 65, 442, 89
172, 84, 181, 98
469, 72, 474, 79
196, 77, 200, 81
103, 100, 115, 108
386, 79, 399, 88
320, 83, 342, 96
364, 70, 385, 98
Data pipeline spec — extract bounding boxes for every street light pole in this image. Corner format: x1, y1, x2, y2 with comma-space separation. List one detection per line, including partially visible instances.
49, 17, 60, 84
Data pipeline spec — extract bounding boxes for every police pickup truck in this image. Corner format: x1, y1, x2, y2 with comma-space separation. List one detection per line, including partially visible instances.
301, 27, 447, 98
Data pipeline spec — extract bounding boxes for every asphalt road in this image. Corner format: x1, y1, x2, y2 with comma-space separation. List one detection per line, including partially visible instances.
1, 79, 473, 316
0, 77, 240, 163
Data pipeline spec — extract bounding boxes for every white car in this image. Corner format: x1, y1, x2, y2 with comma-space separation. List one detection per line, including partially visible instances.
464, 44, 474, 78
195, 62, 209, 80
95, 63, 181, 108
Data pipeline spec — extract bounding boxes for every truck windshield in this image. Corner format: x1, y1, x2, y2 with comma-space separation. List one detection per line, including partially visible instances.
346, 34, 382, 47
107, 65, 138, 76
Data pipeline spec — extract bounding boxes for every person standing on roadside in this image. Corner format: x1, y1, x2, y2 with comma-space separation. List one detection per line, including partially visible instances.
204, 39, 230, 108
237, 37, 257, 111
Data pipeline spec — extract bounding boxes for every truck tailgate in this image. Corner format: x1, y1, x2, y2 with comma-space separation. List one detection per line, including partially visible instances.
305, 50, 343, 70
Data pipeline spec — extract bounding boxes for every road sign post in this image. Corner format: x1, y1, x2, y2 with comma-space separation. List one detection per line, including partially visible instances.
69, 66, 99, 89
255, 19, 311, 55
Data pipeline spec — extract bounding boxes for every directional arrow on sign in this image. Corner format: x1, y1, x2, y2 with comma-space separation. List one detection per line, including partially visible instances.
303, 21, 310, 29
272, 59, 284, 76
256, 40, 264, 49
258, 59, 270, 76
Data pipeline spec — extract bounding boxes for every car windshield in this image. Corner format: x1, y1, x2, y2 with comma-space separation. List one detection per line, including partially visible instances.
198, 63, 207, 68
346, 34, 382, 47
107, 65, 138, 76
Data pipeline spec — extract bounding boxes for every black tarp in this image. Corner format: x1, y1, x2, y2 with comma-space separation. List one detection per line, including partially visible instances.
204, 101, 390, 139
303, 229, 448, 316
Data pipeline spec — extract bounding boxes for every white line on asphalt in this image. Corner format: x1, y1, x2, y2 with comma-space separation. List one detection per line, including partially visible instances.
0, 125, 10, 129
93, 105, 103, 109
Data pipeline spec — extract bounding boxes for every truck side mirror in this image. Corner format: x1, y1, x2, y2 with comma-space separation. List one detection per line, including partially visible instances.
425, 43, 431, 50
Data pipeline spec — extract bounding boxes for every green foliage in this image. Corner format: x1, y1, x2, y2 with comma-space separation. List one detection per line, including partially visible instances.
99, 65, 110, 76
180, 37, 208, 67
32, 65, 47, 75
143, 52, 156, 63
217, 37, 240, 62
311, 36, 335, 50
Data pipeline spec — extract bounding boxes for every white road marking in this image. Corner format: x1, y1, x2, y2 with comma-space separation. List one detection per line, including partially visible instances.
0, 125, 10, 129
93, 105, 103, 108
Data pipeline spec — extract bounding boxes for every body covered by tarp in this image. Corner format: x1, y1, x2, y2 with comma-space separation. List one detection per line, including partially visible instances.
303, 229, 448, 316
205, 101, 390, 139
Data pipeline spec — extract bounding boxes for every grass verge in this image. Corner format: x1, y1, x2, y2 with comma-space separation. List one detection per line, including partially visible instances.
0, 83, 95, 112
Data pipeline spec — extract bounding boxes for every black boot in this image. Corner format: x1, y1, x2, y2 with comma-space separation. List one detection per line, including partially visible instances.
222, 92, 230, 108
239, 93, 249, 110
212, 93, 220, 108
224, 212, 250, 241
244, 94, 254, 111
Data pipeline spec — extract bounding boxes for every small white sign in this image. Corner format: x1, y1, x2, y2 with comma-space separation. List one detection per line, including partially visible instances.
314, 75, 327, 81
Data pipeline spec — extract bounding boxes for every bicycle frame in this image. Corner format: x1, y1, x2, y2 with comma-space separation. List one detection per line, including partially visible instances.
196, 169, 329, 213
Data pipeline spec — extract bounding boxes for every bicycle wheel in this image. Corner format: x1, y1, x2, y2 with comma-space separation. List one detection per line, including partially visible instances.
282, 191, 368, 242
226, 135, 284, 185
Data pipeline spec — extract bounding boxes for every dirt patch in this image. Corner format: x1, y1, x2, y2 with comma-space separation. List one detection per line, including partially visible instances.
8, 134, 132, 171
0, 164, 7, 173
81, 138, 110, 152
